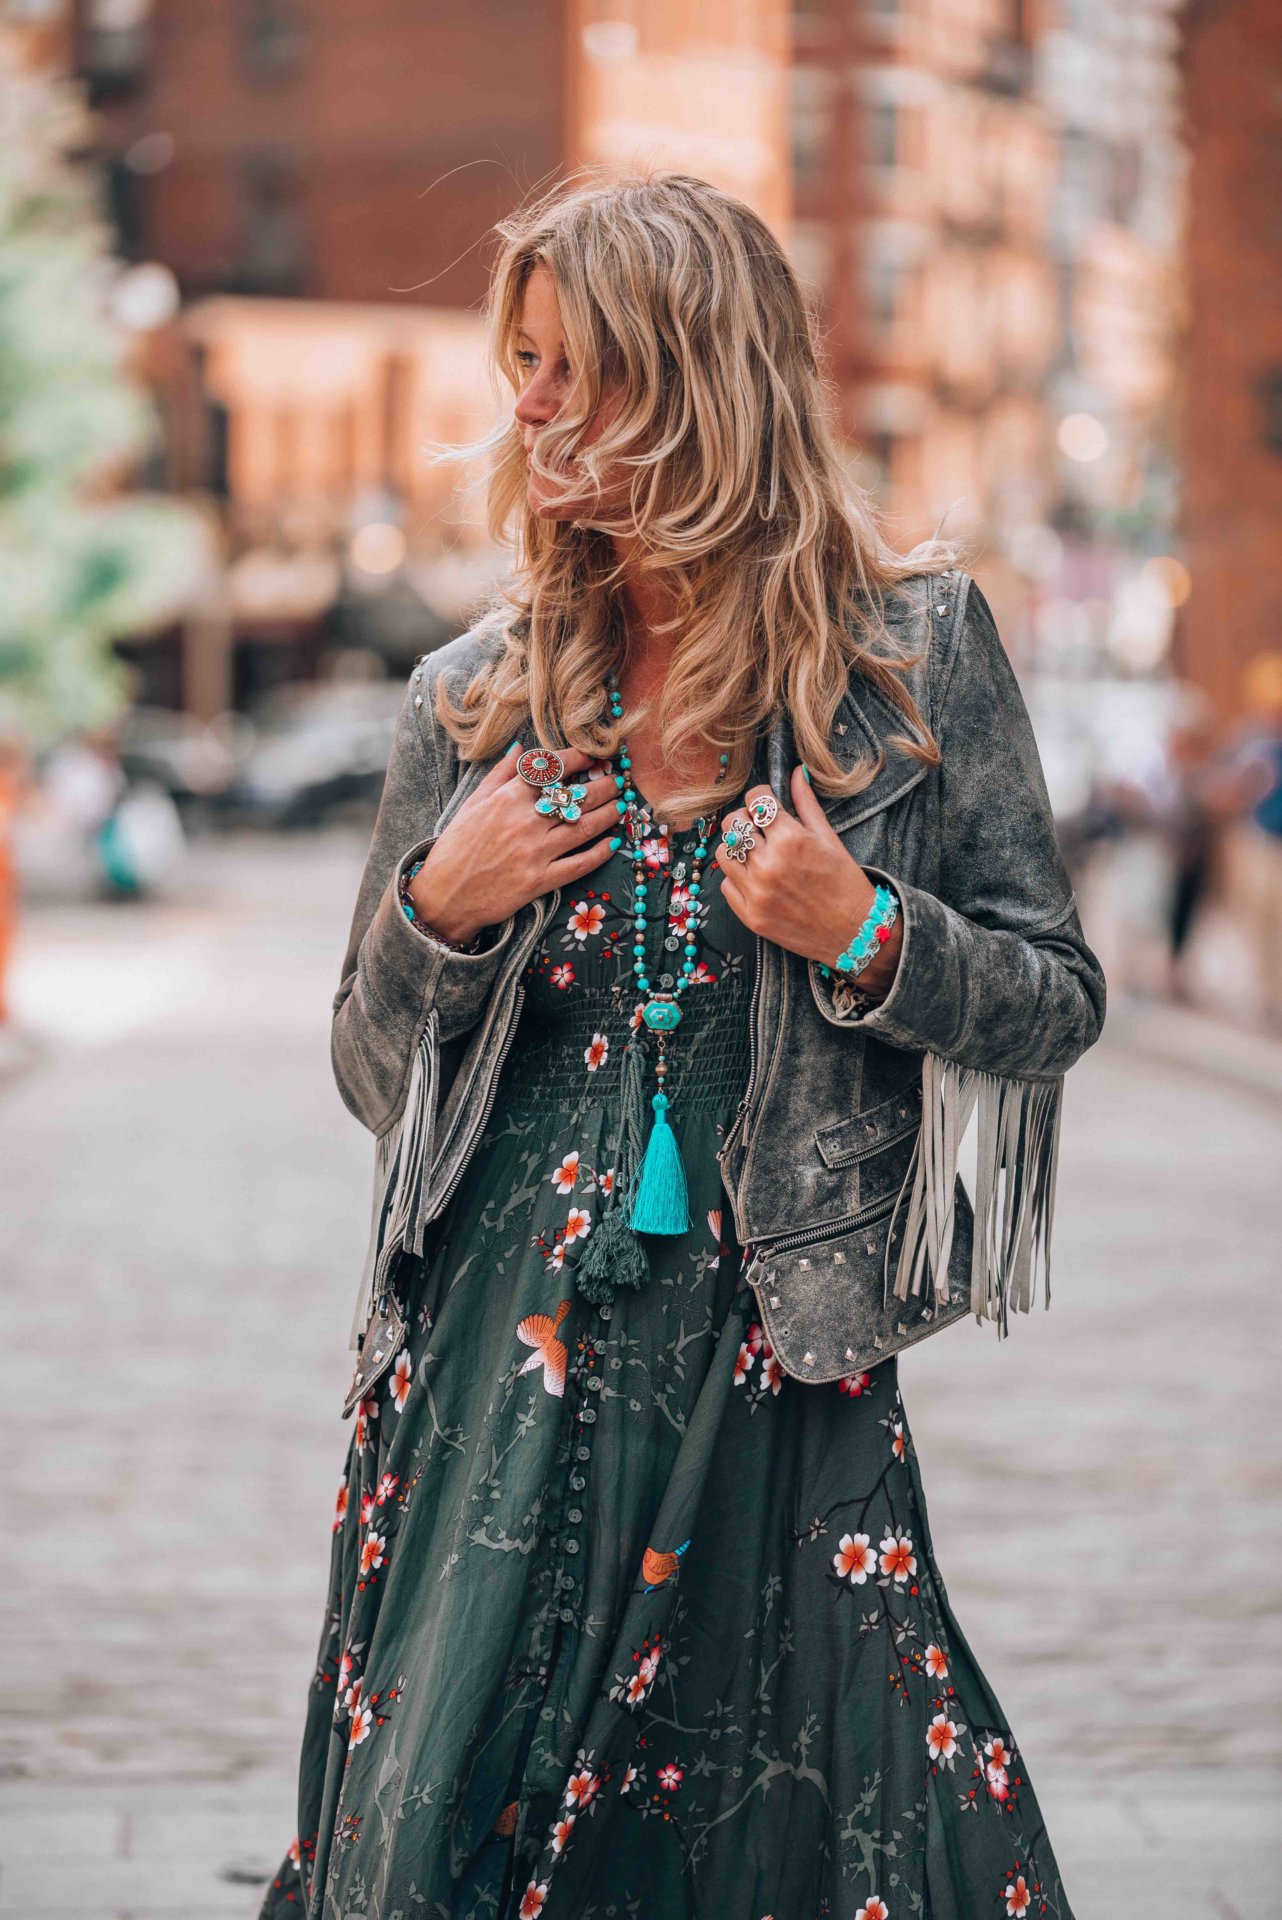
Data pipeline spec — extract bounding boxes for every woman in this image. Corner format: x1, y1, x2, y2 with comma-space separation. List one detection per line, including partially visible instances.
261, 175, 1105, 1920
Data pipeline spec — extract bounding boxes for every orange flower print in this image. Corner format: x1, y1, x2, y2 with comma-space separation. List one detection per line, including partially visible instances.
596, 1167, 616, 1196
733, 1342, 754, 1385
926, 1711, 961, 1762
879, 1532, 916, 1583
1005, 1876, 1032, 1917
332, 1475, 349, 1533
550, 962, 575, 989
890, 1420, 906, 1460
985, 1735, 1013, 1772
550, 1151, 581, 1194
584, 1032, 609, 1071
286, 1837, 302, 1868
567, 899, 605, 941
348, 1699, 373, 1748
564, 1206, 592, 1244
621, 1762, 639, 1793
745, 1320, 765, 1356
856, 1901, 890, 1920
519, 1879, 549, 1917
833, 1531, 877, 1585
706, 1206, 725, 1266
761, 1348, 784, 1395
516, 1298, 572, 1397
547, 1241, 566, 1271
688, 959, 716, 984
551, 1815, 576, 1854
389, 1348, 412, 1412
360, 1491, 374, 1526
376, 1472, 398, 1507
987, 1765, 1010, 1803
360, 1529, 386, 1577
563, 1768, 598, 1809
838, 1371, 872, 1397
924, 1643, 949, 1679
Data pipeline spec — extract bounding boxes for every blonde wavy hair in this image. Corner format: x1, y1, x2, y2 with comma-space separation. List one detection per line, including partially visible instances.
438, 171, 950, 821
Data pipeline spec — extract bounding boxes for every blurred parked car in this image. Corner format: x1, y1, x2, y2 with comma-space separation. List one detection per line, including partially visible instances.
231, 680, 404, 828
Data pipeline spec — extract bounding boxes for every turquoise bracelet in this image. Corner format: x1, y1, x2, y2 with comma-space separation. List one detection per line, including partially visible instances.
819, 883, 899, 980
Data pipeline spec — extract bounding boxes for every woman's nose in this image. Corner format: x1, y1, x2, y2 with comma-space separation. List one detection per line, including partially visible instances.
514, 373, 558, 428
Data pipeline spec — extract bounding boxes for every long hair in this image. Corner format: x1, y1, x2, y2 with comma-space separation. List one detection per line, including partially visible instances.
437, 171, 949, 820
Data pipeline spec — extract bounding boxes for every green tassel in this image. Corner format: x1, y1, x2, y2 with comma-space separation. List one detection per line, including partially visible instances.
573, 1207, 650, 1304
626, 1093, 691, 1235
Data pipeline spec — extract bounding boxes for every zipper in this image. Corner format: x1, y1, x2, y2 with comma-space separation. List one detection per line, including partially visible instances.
716, 929, 765, 1166
745, 1188, 898, 1275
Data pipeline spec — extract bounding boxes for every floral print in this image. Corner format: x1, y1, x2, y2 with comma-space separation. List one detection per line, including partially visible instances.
261, 819, 1074, 1920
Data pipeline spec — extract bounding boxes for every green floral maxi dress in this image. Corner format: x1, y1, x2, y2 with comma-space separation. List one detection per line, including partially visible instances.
262, 811, 1075, 1920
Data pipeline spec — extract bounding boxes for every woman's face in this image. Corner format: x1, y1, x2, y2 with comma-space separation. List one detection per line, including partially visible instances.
513, 265, 627, 523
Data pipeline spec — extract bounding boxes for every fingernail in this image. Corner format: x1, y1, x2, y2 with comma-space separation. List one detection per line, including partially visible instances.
609, 836, 622, 851
801, 763, 811, 784
509, 738, 522, 752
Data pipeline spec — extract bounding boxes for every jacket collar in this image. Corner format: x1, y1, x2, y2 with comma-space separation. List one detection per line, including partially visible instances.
761, 666, 930, 835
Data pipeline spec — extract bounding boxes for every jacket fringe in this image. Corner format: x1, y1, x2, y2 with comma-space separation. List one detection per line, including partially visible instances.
348, 1014, 439, 1350
886, 1052, 1063, 1333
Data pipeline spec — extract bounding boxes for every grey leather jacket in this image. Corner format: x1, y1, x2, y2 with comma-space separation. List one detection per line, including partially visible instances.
333, 570, 1106, 1415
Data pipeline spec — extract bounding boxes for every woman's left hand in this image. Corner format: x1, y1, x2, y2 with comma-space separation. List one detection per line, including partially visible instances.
714, 766, 903, 999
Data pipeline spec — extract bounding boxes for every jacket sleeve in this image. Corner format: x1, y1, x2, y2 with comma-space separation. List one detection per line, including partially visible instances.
835, 578, 1106, 1079
814, 576, 1106, 1330
330, 667, 514, 1136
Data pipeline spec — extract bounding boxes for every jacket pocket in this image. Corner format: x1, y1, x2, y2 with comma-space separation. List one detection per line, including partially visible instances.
745, 1177, 973, 1385
812, 1078, 922, 1215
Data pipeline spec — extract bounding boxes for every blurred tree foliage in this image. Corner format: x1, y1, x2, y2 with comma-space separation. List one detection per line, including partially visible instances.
0, 53, 204, 746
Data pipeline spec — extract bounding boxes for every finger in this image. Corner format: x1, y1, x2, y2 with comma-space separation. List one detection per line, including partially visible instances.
546, 831, 617, 884
790, 762, 837, 838
461, 738, 524, 807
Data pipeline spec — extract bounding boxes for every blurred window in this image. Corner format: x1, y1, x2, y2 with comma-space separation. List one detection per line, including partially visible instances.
792, 68, 831, 197
79, 0, 152, 99
867, 100, 898, 170
240, 0, 308, 83
233, 150, 308, 296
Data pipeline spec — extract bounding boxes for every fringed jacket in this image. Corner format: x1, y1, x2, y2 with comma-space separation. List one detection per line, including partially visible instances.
333, 569, 1106, 1415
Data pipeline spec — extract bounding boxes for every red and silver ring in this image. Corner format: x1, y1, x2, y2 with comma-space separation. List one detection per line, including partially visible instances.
516, 747, 567, 789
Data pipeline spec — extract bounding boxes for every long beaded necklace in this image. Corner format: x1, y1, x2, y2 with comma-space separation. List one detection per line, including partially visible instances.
571, 677, 729, 1305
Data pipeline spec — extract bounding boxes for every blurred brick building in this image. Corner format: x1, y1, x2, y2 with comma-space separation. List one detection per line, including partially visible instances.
1181, 0, 1282, 725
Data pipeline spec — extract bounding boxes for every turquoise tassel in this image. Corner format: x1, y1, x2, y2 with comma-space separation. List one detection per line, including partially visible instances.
626, 1093, 691, 1235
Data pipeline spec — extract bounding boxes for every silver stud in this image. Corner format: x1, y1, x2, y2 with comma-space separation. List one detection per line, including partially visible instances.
936, 602, 948, 615
865, 1242, 876, 1256
799, 1257, 811, 1270
414, 694, 423, 708
833, 1250, 845, 1264
844, 1346, 857, 1361
873, 1335, 886, 1350
895, 1321, 907, 1336
769, 1294, 781, 1309
373, 1350, 383, 1361
836, 721, 848, 736
802, 1351, 816, 1367
921, 1307, 933, 1321
354, 1370, 363, 1383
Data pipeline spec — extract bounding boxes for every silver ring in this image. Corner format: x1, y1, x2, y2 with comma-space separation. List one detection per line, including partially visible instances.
747, 792, 778, 831
722, 814, 757, 864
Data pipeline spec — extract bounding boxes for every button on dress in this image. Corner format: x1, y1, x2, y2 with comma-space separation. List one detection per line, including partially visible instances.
262, 808, 1075, 1920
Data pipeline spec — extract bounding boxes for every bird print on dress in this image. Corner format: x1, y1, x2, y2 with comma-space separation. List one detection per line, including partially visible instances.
640, 1539, 691, 1591
516, 1298, 573, 1397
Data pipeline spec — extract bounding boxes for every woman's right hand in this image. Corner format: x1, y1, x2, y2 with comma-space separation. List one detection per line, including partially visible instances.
406, 744, 620, 946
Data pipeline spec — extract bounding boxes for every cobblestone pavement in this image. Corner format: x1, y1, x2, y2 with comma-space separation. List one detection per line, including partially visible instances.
2, 834, 1279, 1918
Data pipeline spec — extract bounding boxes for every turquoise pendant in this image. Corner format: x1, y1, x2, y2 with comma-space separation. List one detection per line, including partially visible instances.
641, 997, 682, 1032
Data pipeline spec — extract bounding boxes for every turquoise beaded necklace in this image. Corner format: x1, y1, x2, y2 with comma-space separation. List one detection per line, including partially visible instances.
571, 679, 728, 1303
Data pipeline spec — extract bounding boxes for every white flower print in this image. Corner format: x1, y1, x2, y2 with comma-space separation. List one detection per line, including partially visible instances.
856, 1901, 890, 1920
550, 962, 575, 989
833, 1532, 877, 1584
389, 1347, 412, 1412
519, 1881, 550, 1918
733, 1342, 754, 1386
550, 1814, 576, 1854
567, 900, 605, 941
348, 1700, 373, 1748
761, 1348, 784, 1395
564, 1206, 592, 1244
878, 1532, 916, 1583
332, 1475, 348, 1533
550, 1151, 581, 1193
563, 1768, 598, 1809
359, 1529, 386, 1577
926, 1711, 961, 1762
584, 1032, 609, 1071
924, 1643, 949, 1679
1005, 1875, 1032, 1917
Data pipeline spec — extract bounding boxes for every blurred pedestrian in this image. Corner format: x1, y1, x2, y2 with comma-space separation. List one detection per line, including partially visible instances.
260, 175, 1104, 1920
1222, 653, 1282, 1029
0, 735, 29, 1026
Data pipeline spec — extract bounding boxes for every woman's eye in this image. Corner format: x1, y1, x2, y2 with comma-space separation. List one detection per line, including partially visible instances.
515, 350, 538, 370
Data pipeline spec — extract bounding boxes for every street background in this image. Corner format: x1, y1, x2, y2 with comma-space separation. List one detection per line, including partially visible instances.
2, 1, 1281, 1916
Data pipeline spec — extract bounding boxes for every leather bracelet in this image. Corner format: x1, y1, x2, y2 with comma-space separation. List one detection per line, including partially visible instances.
399, 858, 482, 953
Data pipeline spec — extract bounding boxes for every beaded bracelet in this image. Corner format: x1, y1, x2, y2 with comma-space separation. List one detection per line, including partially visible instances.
399, 857, 481, 953
818, 883, 899, 981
